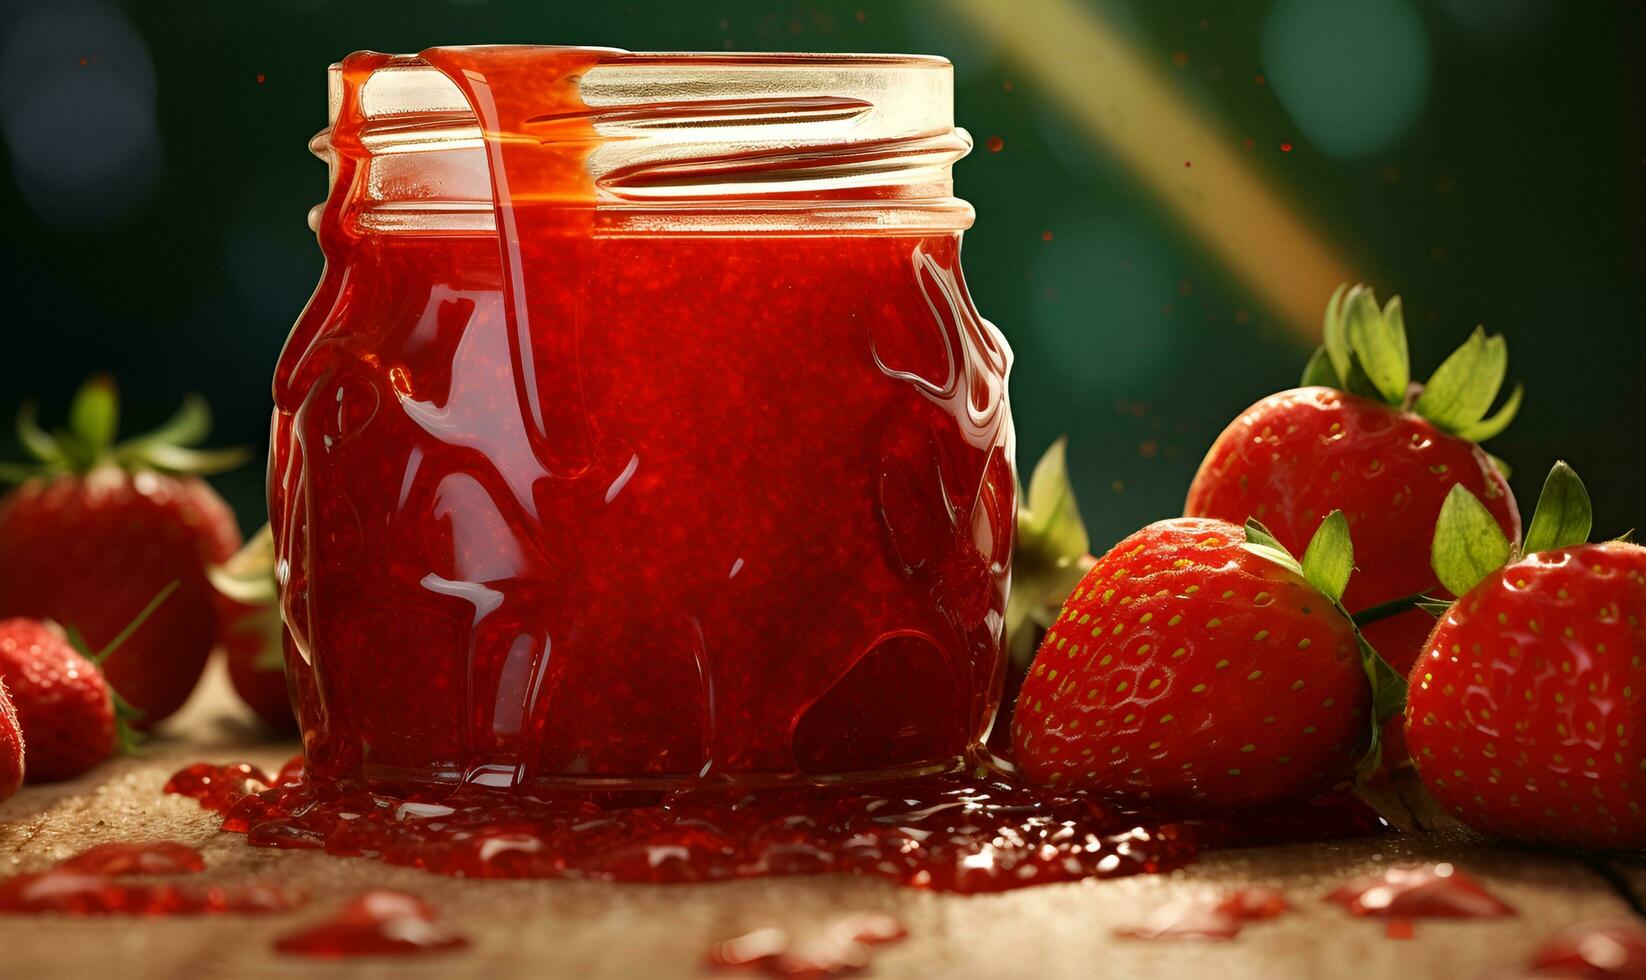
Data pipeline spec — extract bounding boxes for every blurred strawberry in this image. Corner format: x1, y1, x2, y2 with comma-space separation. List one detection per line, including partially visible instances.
0, 587, 171, 781
210, 526, 297, 733
0, 376, 246, 728
0, 678, 22, 801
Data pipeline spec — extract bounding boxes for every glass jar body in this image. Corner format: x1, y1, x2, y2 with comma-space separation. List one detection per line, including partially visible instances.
272, 227, 1015, 792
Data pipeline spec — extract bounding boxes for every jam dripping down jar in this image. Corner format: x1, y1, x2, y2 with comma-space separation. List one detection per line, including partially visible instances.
272, 47, 1016, 793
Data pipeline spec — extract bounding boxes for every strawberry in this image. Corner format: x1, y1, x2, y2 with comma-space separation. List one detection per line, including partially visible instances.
0, 376, 245, 728
1012, 512, 1404, 810
0, 619, 118, 781
0, 588, 173, 782
0, 678, 22, 801
209, 526, 297, 733
1186, 284, 1522, 684
1406, 462, 1646, 849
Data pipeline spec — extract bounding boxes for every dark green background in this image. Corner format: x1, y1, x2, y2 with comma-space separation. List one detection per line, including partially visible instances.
1, 0, 1641, 548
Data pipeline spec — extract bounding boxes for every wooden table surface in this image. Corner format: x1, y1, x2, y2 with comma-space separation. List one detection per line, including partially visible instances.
2, 662, 1642, 980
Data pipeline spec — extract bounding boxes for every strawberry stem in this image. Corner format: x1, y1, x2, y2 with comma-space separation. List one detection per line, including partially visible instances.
1349, 590, 1432, 628
92, 580, 180, 666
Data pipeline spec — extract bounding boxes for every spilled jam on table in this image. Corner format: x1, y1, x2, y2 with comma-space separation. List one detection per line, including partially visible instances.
0, 840, 303, 916
178, 46, 1383, 893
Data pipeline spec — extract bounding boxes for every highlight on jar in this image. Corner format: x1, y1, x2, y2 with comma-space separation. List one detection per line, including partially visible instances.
1, 11, 1642, 978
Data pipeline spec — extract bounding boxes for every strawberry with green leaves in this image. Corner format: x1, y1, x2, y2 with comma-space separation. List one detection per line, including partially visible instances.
1186, 285, 1522, 685
0, 377, 245, 728
210, 526, 297, 733
1407, 462, 1646, 849
1012, 512, 1404, 811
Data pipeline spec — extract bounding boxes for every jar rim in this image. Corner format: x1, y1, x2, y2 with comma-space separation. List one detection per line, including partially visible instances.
316, 47, 973, 236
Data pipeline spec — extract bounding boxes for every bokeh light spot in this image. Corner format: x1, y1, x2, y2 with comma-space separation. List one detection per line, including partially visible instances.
1262, 0, 1430, 160
0, 0, 161, 228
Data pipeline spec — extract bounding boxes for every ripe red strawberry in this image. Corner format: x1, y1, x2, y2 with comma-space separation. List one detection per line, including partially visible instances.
0, 377, 245, 728
210, 526, 298, 733
1186, 285, 1522, 683
1013, 513, 1403, 810
1407, 463, 1646, 848
0, 679, 22, 801
0, 618, 119, 781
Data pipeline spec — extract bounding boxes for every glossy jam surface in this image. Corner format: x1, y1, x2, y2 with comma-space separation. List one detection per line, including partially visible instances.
167, 758, 1388, 893
272, 46, 1014, 791
276, 890, 469, 959
169, 759, 1197, 891
0, 840, 304, 917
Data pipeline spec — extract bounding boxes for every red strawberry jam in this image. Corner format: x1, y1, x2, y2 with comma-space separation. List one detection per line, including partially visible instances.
1326, 863, 1515, 938
55, 841, 207, 876
1115, 887, 1289, 941
272, 47, 1014, 791
708, 913, 906, 977
276, 890, 469, 959
0, 840, 303, 917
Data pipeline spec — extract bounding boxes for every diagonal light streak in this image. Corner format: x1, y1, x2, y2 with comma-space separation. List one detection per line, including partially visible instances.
948, 0, 1363, 339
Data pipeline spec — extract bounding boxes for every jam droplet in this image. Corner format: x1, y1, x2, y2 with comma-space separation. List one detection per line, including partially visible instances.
707, 913, 907, 977
1116, 887, 1289, 940
0, 838, 303, 917
1524, 921, 1646, 977
164, 761, 272, 812
1325, 864, 1516, 929
986, 135, 1004, 152
55, 841, 206, 876
275, 890, 470, 959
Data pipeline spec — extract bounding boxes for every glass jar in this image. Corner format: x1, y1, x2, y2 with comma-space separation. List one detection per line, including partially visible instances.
271, 47, 1015, 792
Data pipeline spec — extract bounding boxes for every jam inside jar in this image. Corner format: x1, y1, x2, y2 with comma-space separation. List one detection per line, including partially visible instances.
272, 47, 1016, 793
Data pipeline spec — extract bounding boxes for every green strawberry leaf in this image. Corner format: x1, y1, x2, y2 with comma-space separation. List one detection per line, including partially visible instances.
68, 374, 120, 459
3, 377, 247, 480
1521, 460, 1592, 556
1301, 346, 1342, 388
1343, 288, 1410, 406
1322, 283, 1352, 389
127, 443, 253, 476
1300, 510, 1353, 604
1311, 283, 1522, 444
1453, 383, 1523, 443
125, 394, 214, 451
1413, 326, 1508, 433
1431, 484, 1513, 597
1359, 634, 1408, 727
15, 402, 62, 465
1023, 437, 1088, 560
1485, 452, 1513, 481
1240, 518, 1303, 577
1007, 438, 1095, 669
